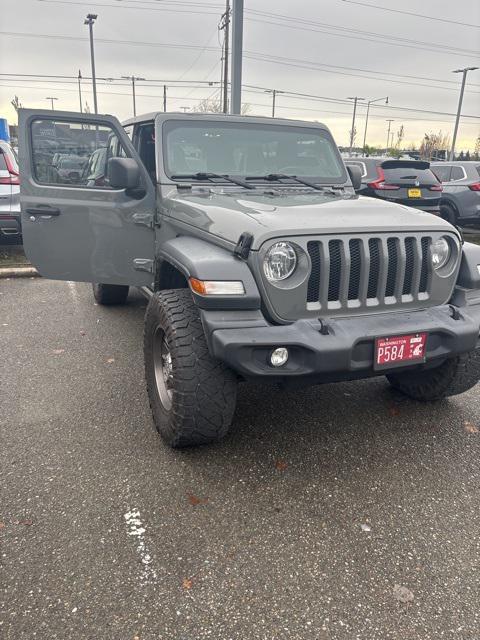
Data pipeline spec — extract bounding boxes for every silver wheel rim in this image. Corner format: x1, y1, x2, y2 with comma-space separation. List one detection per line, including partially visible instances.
153, 327, 173, 411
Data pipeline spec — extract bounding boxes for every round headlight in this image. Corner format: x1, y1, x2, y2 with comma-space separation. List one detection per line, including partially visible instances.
432, 237, 451, 270
263, 242, 297, 282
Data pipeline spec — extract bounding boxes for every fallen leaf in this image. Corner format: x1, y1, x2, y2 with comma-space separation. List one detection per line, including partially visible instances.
464, 421, 479, 434
187, 493, 208, 506
53, 349, 65, 355
106, 358, 115, 364
389, 406, 400, 416
393, 584, 414, 603
182, 577, 193, 590
275, 460, 288, 471
0, 522, 5, 529
79, 330, 86, 336
15, 519, 33, 526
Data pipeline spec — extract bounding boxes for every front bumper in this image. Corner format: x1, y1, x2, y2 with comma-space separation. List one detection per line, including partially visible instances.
202, 304, 480, 381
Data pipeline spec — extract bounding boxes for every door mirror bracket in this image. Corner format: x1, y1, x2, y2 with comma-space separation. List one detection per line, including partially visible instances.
346, 164, 362, 191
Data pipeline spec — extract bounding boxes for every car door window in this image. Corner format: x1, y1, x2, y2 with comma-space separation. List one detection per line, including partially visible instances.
432, 165, 452, 182
135, 123, 156, 183
31, 118, 127, 188
451, 166, 465, 181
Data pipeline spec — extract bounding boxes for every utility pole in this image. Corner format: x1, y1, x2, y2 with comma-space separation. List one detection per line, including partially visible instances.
362, 96, 388, 154
84, 14, 98, 114
348, 96, 364, 154
219, 0, 230, 114
230, 0, 244, 114
449, 66, 478, 161
163, 84, 167, 112
264, 89, 284, 117
386, 119, 394, 153
46, 97, 58, 110
77, 69, 83, 113
122, 75, 145, 117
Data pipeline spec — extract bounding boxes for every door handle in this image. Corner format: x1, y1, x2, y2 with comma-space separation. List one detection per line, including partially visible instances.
26, 207, 61, 218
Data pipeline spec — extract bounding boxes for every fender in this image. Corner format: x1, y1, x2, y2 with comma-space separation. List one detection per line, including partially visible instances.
457, 242, 480, 290
158, 236, 261, 310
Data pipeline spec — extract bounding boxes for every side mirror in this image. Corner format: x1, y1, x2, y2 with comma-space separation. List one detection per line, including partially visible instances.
108, 157, 141, 190
346, 164, 362, 191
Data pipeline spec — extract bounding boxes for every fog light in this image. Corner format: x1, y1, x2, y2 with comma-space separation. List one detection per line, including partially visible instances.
270, 347, 289, 367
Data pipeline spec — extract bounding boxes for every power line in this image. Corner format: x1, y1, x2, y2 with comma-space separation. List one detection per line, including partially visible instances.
36, 0, 220, 14
339, 0, 480, 29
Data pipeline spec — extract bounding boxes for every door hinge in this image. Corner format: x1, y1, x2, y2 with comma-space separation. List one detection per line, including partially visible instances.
132, 212, 156, 229
133, 258, 154, 273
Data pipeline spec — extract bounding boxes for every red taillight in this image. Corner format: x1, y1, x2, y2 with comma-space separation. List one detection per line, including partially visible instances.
0, 152, 20, 185
429, 184, 443, 191
469, 182, 480, 192
367, 167, 399, 190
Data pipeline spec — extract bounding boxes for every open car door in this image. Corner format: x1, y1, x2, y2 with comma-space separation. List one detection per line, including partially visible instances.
18, 109, 155, 286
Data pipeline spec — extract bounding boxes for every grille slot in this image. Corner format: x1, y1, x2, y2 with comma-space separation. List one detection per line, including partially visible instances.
306, 235, 432, 312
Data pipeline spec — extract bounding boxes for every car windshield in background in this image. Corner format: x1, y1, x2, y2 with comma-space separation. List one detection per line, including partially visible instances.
164, 121, 346, 184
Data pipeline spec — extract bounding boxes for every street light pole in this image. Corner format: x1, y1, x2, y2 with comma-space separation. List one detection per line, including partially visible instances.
77, 69, 83, 113
46, 97, 58, 110
348, 96, 365, 154
84, 14, 98, 114
386, 119, 394, 153
230, 0, 244, 114
220, 0, 230, 114
449, 66, 479, 161
362, 96, 388, 154
122, 75, 146, 117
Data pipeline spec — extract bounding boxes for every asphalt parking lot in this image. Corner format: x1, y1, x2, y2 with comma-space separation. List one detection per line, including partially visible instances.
1, 277, 480, 640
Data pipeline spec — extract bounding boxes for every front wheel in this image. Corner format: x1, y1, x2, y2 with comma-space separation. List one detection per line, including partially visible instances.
92, 283, 129, 305
144, 289, 237, 448
387, 350, 480, 401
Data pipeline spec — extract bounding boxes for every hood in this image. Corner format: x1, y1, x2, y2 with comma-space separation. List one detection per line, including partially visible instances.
167, 188, 457, 250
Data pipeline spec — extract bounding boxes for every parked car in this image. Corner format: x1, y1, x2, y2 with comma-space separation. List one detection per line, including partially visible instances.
56, 155, 87, 182
344, 157, 443, 215
0, 140, 21, 240
18, 109, 480, 449
431, 161, 480, 226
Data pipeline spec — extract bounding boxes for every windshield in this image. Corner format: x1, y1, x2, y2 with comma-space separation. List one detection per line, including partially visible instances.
163, 120, 347, 184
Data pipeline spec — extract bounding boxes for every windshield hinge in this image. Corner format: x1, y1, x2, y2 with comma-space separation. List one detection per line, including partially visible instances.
133, 258, 154, 273
132, 212, 156, 229
234, 232, 254, 260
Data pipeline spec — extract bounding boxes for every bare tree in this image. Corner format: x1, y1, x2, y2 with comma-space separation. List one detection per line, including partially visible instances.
196, 97, 251, 115
11, 95, 22, 112
419, 131, 451, 161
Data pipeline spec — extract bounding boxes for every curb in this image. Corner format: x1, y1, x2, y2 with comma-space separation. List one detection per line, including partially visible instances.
0, 266, 40, 278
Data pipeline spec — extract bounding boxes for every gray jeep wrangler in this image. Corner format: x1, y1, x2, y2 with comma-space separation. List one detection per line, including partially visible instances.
19, 110, 480, 447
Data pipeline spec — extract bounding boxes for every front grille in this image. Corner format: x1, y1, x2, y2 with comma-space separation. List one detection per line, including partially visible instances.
306, 235, 432, 311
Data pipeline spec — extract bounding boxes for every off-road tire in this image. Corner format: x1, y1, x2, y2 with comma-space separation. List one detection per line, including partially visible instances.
144, 289, 237, 448
387, 350, 480, 401
92, 283, 129, 305
440, 202, 458, 226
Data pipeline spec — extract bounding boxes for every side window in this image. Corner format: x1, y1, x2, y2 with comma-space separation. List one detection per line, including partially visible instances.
451, 166, 465, 181
432, 165, 452, 182
123, 124, 134, 141
31, 118, 127, 188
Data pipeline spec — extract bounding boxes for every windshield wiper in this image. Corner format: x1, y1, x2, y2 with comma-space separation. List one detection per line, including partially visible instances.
171, 172, 256, 190
245, 173, 343, 195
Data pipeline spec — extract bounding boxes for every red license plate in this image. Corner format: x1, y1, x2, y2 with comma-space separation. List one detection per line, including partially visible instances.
375, 332, 427, 368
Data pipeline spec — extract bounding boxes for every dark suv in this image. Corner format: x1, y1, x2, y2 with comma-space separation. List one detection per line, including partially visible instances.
345, 158, 442, 215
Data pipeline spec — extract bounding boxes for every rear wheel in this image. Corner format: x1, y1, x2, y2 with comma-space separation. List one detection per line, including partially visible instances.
92, 283, 129, 305
144, 289, 237, 448
387, 350, 480, 401
440, 202, 457, 226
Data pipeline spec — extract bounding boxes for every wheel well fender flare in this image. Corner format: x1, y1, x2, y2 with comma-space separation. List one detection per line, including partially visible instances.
158, 236, 261, 309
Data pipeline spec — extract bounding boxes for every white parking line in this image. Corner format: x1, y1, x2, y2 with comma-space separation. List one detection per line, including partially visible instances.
123, 508, 157, 585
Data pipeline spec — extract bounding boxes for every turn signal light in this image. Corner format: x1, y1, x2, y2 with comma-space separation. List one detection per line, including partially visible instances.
189, 278, 245, 295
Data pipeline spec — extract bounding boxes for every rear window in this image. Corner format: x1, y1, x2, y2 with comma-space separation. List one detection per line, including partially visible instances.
382, 167, 439, 185
477, 166, 480, 178
0, 151, 7, 171
451, 166, 465, 181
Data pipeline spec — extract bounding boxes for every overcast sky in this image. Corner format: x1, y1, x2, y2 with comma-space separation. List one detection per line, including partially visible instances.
1, 0, 479, 149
